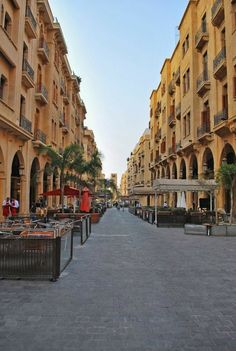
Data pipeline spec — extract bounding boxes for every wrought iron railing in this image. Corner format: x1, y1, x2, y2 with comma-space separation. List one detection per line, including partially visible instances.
20, 115, 32, 133
197, 70, 209, 91
36, 84, 48, 101
39, 38, 49, 57
213, 47, 226, 72
25, 5, 37, 30
195, 23, 208, 46
197, 123, 211, 138
34, 129, 47, 144
22, 59, 34, 81
175, 103, 181, 118
214, 109, 228, 126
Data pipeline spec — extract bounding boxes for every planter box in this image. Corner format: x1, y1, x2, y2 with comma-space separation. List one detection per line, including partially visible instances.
184, 224, 207, 235
157, 212, 186, 227
211, 225, 236, 236
91, 213, 100, 224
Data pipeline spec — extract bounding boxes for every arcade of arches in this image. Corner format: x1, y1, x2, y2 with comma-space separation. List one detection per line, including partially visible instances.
151, 143, 236, 211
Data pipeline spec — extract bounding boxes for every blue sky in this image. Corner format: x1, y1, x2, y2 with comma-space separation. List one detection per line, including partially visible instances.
49, 0, 188, 183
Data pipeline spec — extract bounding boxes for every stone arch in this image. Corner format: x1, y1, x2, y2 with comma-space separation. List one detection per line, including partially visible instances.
189, 154, 198, 179
166, 165, 170, 179
10, 151, 25, 204
220, 143, 236, 213
180, 159, 186, 179
220, 143, 236, 165
202, 147, 214, 179
161, 167, 165, 179
29, 158, 40, 209
172, 162, 177, 179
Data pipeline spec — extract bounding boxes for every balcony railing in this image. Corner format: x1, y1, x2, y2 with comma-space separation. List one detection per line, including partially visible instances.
168, 80, 175, 95
196, 70, 210, 97
175, 103, 181, 119
195, 23, 209, 51
20, 115, 32, 133
35, 84, 48, 104
34, 129, 47, 144
25, 6, 37, 38
22, 58, 34, 81
211, 0, 224, 27
175, 67, 180, 86
197, 123, 211, 138
213, 47, 227, 80
214, 109, 228, 126
168, 114, 176, 127
168, 145, 176, 156
22, 59, 34, 89
38, 38, 49, 63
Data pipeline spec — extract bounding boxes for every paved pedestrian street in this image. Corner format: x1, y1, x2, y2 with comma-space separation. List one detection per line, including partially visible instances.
1, 209, 236, 351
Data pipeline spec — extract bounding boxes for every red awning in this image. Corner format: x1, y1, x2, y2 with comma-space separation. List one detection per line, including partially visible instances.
41, 185, 80, 197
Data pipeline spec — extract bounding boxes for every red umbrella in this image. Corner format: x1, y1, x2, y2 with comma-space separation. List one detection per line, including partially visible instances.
80, 187, 91, 212
41, 185, 80, 197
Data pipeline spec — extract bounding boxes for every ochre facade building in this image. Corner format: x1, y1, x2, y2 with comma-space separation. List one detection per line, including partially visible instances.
125, 0, 236, 210
0, 0, 98, 215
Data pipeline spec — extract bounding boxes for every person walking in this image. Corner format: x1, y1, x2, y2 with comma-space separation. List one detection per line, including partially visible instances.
10, 198, 19, 216
2, 197, 11, 219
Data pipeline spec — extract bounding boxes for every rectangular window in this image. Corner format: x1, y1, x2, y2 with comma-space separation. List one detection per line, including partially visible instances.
183, 115, 187, 137
186, 112, 191, 136
0, 75, 7, 100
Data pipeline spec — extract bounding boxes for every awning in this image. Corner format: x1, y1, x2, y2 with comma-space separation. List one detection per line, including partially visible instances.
153, 179, 217, 193
41, 185, 80, 196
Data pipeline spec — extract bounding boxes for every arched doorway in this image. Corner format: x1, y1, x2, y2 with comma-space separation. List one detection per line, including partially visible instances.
30, 158, 40, 209
52, 168, 58, 208
11, 152, 24, 206
189, 155, 198, 209
180, 159, 186, 179
203, 148, 214, 179
220, 143, 236, 213
172, 163, 178, 207
42, 163, 51, 206
166, 165, 170, 179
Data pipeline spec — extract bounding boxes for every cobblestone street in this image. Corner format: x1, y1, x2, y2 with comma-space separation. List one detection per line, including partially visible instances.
1, 208, 236, 351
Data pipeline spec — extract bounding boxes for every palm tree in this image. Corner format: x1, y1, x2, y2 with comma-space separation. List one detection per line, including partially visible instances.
86, 149, 103, 192
216, 163, 236, 224
39, 143, 81, 212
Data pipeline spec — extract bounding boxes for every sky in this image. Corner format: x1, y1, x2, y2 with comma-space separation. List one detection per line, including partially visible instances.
49, 0, 189, 184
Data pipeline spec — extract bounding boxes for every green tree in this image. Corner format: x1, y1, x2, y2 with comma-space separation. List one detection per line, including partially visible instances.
86, 149, 103, 191
39, 143, 81, 212
216, 163, 236, 224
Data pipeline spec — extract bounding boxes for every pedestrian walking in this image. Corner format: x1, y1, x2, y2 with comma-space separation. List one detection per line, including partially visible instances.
2, 197, 11, 219
10, 198, 19, 216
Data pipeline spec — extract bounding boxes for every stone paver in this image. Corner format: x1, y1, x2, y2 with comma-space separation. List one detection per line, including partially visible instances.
1, 208, 236, 350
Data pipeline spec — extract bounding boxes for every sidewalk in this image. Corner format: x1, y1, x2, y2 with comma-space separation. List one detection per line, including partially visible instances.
1, 208, 236, 351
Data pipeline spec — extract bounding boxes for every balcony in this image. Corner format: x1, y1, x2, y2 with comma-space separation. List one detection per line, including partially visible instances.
176, 142, 183, 156
168, 146, 177, 159
175, 67, 180, 86
214, 109, 229, 137
155, 155, 162, 164
20, 115, 32, 134
22, 59, 34, 89
213, 47, 227, 81
60, 79, 65, 95
168, 113, 176, 127
75, 114, 80, 127
195, 24, 209, 51
63, 93, 69, 105
175, 103, 181, 120
25, 6, 37, 39
168, 80, 175, 95
62, 122, 69, 134
33, 129, 47, 147
59, 113, 65, 127
37, 38, 49, 64
35, 84, 48, 105
197, 123, 212, 143
196, 70, 210, 97
155, 128, 161, 142
211, 0, 224, 27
